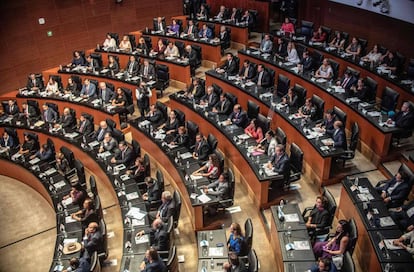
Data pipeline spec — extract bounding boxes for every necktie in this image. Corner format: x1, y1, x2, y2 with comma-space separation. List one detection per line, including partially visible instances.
80, 121, 85, 133
221, 101, 225, 112
97, 129, 104, 141
159, 23, 163, 31
44, 111, 48, 122
342, 77, 349, 88
188, 26, 192, 34
129, 62, 133, 74
258, 72, 263, 85
208, 94, 212, 104
244, 66, 249, 77
144, 66, 148, 77
102, 90, 106, 101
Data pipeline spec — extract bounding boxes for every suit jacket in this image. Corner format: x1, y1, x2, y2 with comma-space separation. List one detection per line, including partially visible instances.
185, 49, 198, 68
139, 64, 155, 79
260, 39, 273, 53
214, 99, 233, 115
22, 105, 38, 119
136, 86, 150, 109
339, 76, 357, 90
322, 118, 336, 135
239, 64, 256, 79
352, 86, 369, 101
98, 87, 114, 103
173, 133, 189, 146
230, 10, 241, 21
34, 148, 53, 162
270, 153, 290, 175
202, 92, 219, 107
142, 259, 166, 272
0, 136, 15, 148
80, 83, 96, 98
60, 114, 76, 129
221, 59, 238, 76
184, 25, 198, 35
220, 30, 230, 46
78, 119, 94, 135
5, 104, 19, 115
253, 70, 271, 88
149, 227, 169, 251
158, 199, 176, 223
300, 56, 314, 71
380, 177, 411, 208
146, 109, 164, 127
241, 14, 253, 26
331, 128, 347, 149
146, 182, 161, 203
84, 230, 103, 257
198, 27, 213, 39
26, 77, 42, 90
228, 110, 248, 128
108, 61, 119, 74
42, 108, 58, 123
115, 146, 135, 166
393, 111, 414, 130
188, 83, 204, 101
274, 42, 287, 57
193, 139, 211, 161
87, 58, 99, 70
100, 137, 118, 152
94, 127, 112, 142
154, 21, 166, 32
125, 60, 139, 76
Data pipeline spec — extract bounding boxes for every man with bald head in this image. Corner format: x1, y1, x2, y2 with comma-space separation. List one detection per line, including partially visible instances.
94, 120, 112, 142
82, 221, 103, 259
326, 120, 347, 149
98, 82, 114, 103
55, 107, 76, 131
136, 218, 169, 251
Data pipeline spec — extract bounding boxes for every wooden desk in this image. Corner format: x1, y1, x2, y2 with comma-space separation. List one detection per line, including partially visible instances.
86, 49, 192, 86
237, 50, 395, 163
172, 15, 249, 45
141, 32, 222, 64
205, 71, 335, 185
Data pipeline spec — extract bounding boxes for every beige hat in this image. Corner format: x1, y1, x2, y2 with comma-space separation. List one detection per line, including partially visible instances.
63, 242, 82, 255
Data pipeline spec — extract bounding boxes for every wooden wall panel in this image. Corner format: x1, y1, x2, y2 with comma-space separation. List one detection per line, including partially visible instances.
0, 0, 182, 93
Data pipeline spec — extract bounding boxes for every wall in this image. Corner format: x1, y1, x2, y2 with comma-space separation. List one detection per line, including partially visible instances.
300, 0, 414, 63
0, 0, 182, 93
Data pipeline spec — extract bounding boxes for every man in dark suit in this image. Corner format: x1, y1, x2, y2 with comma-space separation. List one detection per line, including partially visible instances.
150, 191, 176, 223
390, 198, 414, 232
184, 20, 198, 36
139, 59, 156, 80
212, 93, 233, 115
98, 132, 118, 153
376, 171, 411, 208
94, 120, 112, 142
21, 102, 38, 120
83, 222, 103, 259
142, 177, 161, 203
252, 64, 271, 88
215, 5, 229, 20
30, 143, 54, 162
146, 104, 164, 127
192, 133, 211, 161
220, 53, 238, 76
80, 78, 96, 99
4, 100, 19, 116
86, 55, 99, 72
184, 45, 198, 77
349, 78, 368, 101
42, 104, 58, 123
136, 218, 169, 251
185, 77, 204, 102
240, 10, 254, 30
317, 109, 337, 135
299, 50, 314, 72
139, 248, 167, 272
219, 26, 231, 54
229, 7, 241, 22
1, 131, 16, 149
268, 144, 290, 175
26, 73, 42, 92
154, 17, 166, 32
390, 101, 414, 130
136, 81, 151, 117
198, 24, 213, 39
97, 82, 114, 103
326, 121, 347, 150
336, 70, 357, 91
228, 104, 248, 128
78, 114, 94, 135
111, 141, 135, 166
57, 107, 76, 131
239, 60, 256, 80
171, 126, 189, 147
200, 85, 218, 109
125, 55, 139, 76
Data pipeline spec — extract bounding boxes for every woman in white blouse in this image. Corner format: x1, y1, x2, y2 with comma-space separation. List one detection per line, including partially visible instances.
315, 58, 333, 79
361, 44, 382, 64
285, 42, 300, 64
45, 77, 59, 94
119, 35, 132, 52
103, 33, 117, 50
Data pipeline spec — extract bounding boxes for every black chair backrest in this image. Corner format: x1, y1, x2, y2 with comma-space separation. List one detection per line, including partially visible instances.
46, 102, 59, 118
341, 251, 355, 272
142, 36, 152, 49
74, 159, 86, 185
399, 163, 414, 189
348, 218, 358, 255
46, 138, 55, 155
311, 94, 325, 121
275, 127, 287, 145
349, 122, 359, 151
207, 133, 218, 151
364, 76, 378, 102
381, 86, 399, 112
175, 41, 185, 57
106, 118, 116, 129
244, 218, 253, 255
329, 59, 340, 80
342, 31, 350, 47
89, 251, 100, 272
214, 150, 225, 171
290, 143, 303, 174
90, 53, 103, 68
256, 113, 270, 134
156, 169, 165, 191
333, 106, 347, 126
346, 66, 360, 79
321, 25, 332, 40
5, 127, 19, 146
267, 67, 276, 87
228, 169, 235, 199
132, 139, 141, 158
174, 108, 185, 125
143, 153, 151, 177
191, 44, 202, 66
60, 146, 74, 168
173, 190, 182, 228
247, 100, 260, 120
358, 38, 368, 55
277, 74, 290, 97
212, 83, 223, 96
395, 51, 406, 74
27, 100, 41, 116
108, 32, 119, 45
300, 20, 314, 38
248, 249, 259, 272
295, 43, 307, 61
155, 101, 168, 123
324, 188, 337, 225
166, 245, 178, 271
127, 34, 136, 50
293, 84, 307, 107
312, 50, 324, 70
112, 128, 125, 142
121, 87, 133, 106
186, 120, 199, 147
89, 175, 98, 197
83, 112, 94, 125
108, 55, 119, 66
225, 92, 238, 106
50, 75, 63, 90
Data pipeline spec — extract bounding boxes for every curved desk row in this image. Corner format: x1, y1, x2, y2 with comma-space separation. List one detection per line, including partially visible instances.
87, 48, 192, 86
236, 50, 401, 162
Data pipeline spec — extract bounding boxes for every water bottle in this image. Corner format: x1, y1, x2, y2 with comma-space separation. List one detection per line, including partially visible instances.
286, 105, 290, 114
176, 151, 181, 160
186, 160, 190, 169
280, 199, 284, 210
245, 140, 249, 149
215, 114, 220, 123
62, 229, 68, 238
301, 118, 306, 128
121, 182, 126, 192
209, 231, 213, 241
379, 114, 384, 124
254, 85, 258, 94
355, 177, 359, 187
224, 71, 228, 79
287, 225, 292, 237
384, 263, 391, 272
256, 155, 260, 165
210, 258, 214, 269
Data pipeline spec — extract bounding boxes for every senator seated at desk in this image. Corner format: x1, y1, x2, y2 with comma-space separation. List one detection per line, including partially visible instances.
71, 198, 99, 230
376, 170, 411, 208
239, 60, 256, 80
266, 144, 290, 188
135, 218, 169, 251
226, 104, 248, 128
149, 191, 176, 223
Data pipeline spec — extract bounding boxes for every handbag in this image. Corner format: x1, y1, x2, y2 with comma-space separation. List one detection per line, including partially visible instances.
332, 254, 344, 270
